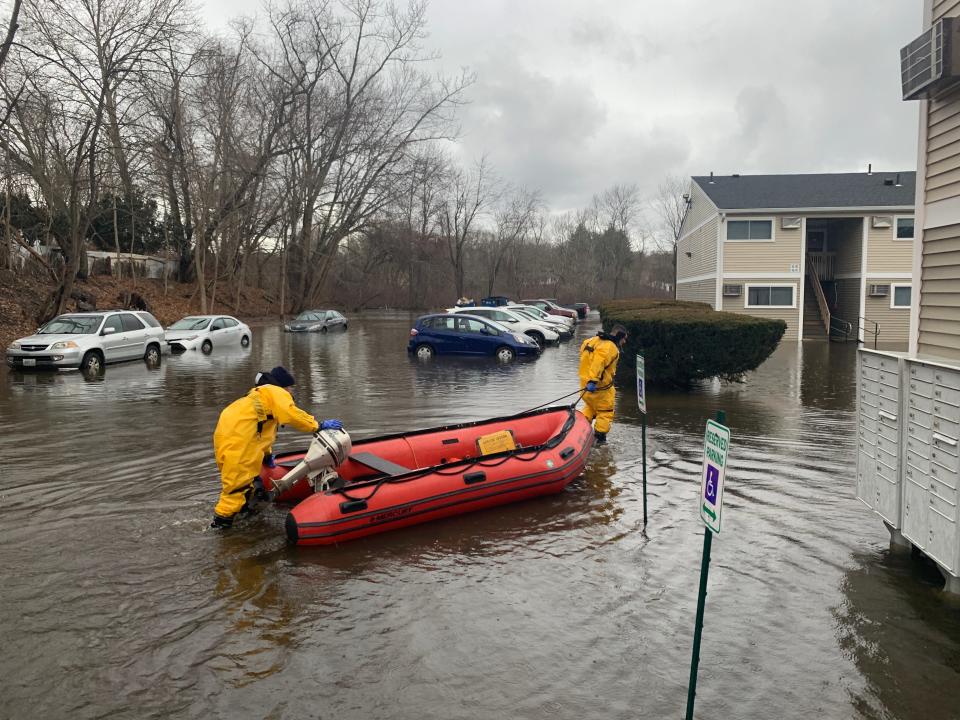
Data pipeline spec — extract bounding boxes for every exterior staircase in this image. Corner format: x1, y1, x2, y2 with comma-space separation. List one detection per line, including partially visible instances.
803, 276, 828, 340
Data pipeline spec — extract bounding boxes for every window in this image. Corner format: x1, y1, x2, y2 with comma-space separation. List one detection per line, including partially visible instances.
103, 315, 123, 334
490, 310, 515, 323
210, 318, 227, 331
727, 219, 773, 241
745, 284, 794, 308
454, 317, 490, 334
892, 284, 912, 308
896, 217, 914, 240
120, 314, 145, 332
137, 312, 161, 328
223, 318, 238, 328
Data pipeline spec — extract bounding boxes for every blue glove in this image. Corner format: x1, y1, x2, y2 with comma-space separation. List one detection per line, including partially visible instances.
264, 453, 276, 468
321, 419, 344, 431
585, 381, 597, 392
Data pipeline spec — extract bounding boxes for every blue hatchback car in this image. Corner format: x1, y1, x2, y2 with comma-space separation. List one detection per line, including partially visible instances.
408, 313, 541, 362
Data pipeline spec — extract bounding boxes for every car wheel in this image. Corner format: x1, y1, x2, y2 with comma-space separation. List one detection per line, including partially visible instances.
144, 343, 161, 365
343, 323, 348, 330
495, 346, 516, 362
526, 331, 545, 347
81, 350, 103, 373
201, 339, 213, 354
321, 326, 328, 334
415, 344, 435, 360
241, 335, 250, 347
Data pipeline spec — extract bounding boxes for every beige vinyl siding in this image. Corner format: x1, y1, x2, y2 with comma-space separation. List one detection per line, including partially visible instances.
834, 278, 861, 325
722, 218, 801, 273
677, 216, 718, 280
863, 284, 909, 349
918, 223, 960, 360
934, 0, 960, 21
721, 279, 799, 341
833, 219, 864, 275
926, 85, 960, 204
679, 180, 718, 236
867, 218, 914, 273
677, 278, 716, 306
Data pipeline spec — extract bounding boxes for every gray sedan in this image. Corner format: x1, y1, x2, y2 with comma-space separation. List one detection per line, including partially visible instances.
284, 310, 348, 333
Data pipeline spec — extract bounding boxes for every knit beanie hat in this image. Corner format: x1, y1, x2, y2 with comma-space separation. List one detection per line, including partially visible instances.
255, 365, 296, 387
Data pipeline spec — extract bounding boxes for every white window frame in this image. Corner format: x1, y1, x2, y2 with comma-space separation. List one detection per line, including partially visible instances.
744, 283, 796, 309
890, 282, 912, 309
725, 217, 776, 243
894, 215, 915, 241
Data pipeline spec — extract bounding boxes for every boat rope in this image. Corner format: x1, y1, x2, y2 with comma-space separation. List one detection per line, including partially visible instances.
336, 406, 580, 505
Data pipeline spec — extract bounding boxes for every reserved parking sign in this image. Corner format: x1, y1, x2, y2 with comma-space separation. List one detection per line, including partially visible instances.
700, 419, 730, 534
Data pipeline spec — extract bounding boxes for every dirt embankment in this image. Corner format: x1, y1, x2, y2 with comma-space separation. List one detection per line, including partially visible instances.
0, 270, 281, 350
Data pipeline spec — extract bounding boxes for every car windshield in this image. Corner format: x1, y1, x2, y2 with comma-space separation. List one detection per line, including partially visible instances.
295, 312, 322, 322
514, 310, 539, 322
169, 317, 211, 331
38, 315, 103, 334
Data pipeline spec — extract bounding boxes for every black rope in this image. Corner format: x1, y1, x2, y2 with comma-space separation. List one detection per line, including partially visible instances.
336, 405, 580, 504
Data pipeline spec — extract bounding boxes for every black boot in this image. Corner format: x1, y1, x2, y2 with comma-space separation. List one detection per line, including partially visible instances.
211, 514, 234, 529
594, 431, 607, 445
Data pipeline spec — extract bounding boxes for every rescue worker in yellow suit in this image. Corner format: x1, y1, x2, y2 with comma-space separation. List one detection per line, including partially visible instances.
578, 325, 628, 445
211, 365, 342, 529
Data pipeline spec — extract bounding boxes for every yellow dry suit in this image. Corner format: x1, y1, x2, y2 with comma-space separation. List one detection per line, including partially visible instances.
213, 384, 318, 519
578, 333, 621, 434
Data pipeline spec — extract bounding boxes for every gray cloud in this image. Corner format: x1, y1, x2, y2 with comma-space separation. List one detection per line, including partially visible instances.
201, 0, 922, 211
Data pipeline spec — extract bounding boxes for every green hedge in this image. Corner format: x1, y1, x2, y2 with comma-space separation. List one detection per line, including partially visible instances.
598, 298, 786, 386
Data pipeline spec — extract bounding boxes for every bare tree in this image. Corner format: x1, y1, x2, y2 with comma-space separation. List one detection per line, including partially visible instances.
651, 173, 688, 294
481, 186, 540, 296
438, 157, 495, 299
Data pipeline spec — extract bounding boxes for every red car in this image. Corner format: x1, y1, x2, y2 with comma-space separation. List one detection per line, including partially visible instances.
522, 299, 578, 322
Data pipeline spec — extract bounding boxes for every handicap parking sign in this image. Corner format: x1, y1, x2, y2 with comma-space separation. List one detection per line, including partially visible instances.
700, 419, 730, 534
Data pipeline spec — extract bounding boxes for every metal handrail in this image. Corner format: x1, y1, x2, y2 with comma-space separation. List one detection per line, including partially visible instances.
830, 316, 853, 341
858, 317, 880, 349
806, 258, 831, 335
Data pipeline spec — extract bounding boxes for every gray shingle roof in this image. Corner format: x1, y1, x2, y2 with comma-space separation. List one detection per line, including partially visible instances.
692, 171, 916, 210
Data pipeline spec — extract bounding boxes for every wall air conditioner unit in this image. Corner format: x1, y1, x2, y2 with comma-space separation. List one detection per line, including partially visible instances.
869, 284, 890, 297
871, 216, 892, 229
901, 17, 960, 100
781, 217, 801, 230
722, 284, 742, 297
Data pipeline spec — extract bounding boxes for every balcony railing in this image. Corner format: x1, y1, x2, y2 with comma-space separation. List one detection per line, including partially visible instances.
806, 252, 836, 281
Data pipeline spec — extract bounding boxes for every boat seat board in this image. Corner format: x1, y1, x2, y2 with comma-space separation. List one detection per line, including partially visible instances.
350, 451, 412, 476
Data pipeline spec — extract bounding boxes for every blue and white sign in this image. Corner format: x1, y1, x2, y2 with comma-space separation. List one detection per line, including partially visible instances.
636, 353, 646, 415
700, 419, 730, 534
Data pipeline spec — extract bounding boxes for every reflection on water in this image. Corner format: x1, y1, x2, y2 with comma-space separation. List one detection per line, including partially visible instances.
0, 315, 955, 719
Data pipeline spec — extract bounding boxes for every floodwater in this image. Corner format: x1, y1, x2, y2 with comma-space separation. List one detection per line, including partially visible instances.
1, 313, 959, 720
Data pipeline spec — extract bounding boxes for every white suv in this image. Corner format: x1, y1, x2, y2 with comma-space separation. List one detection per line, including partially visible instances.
447, 306, 560, 347
6, 310, 165, 372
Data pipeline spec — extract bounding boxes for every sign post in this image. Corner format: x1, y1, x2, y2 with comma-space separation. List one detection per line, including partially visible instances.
685, 410, 730, 720
636, 354, 648, 526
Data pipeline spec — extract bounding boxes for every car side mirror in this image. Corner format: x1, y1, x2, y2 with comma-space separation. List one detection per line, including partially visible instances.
480, 328, 491, 335
102, 327, 116, 335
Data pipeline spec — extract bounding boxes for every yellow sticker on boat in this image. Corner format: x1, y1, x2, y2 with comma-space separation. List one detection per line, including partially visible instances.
477, 430, 517, 455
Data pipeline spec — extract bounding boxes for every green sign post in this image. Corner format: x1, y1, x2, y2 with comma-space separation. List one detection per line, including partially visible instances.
685, 410, 730, 720
636, 353, 648, 526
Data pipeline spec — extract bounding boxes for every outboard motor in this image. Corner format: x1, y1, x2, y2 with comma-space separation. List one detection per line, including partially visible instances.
269, 429, 352, 498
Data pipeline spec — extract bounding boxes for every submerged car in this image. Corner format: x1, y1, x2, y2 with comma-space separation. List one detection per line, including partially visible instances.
165, 315, 251, 354
284, 310, 348, 333
447, 306, 560, 347
521, 299, 578, 322
507, 304, 575, 336
408, 313, 540, 362
6, 311, 165, 372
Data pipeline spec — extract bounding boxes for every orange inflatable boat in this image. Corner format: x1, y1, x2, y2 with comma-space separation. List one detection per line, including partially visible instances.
260, 406, 594, 546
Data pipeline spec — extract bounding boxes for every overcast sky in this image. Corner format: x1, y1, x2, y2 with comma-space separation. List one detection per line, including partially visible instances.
203, 0, 921, 214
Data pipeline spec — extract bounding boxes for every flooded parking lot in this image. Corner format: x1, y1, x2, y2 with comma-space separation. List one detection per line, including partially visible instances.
2, 312, 959, 719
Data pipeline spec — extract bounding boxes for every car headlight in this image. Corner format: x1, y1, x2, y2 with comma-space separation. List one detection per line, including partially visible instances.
8, 342, 19, 350
512, 333, 529, 344
182, 335, 198, 341
50, 340, 78, 350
